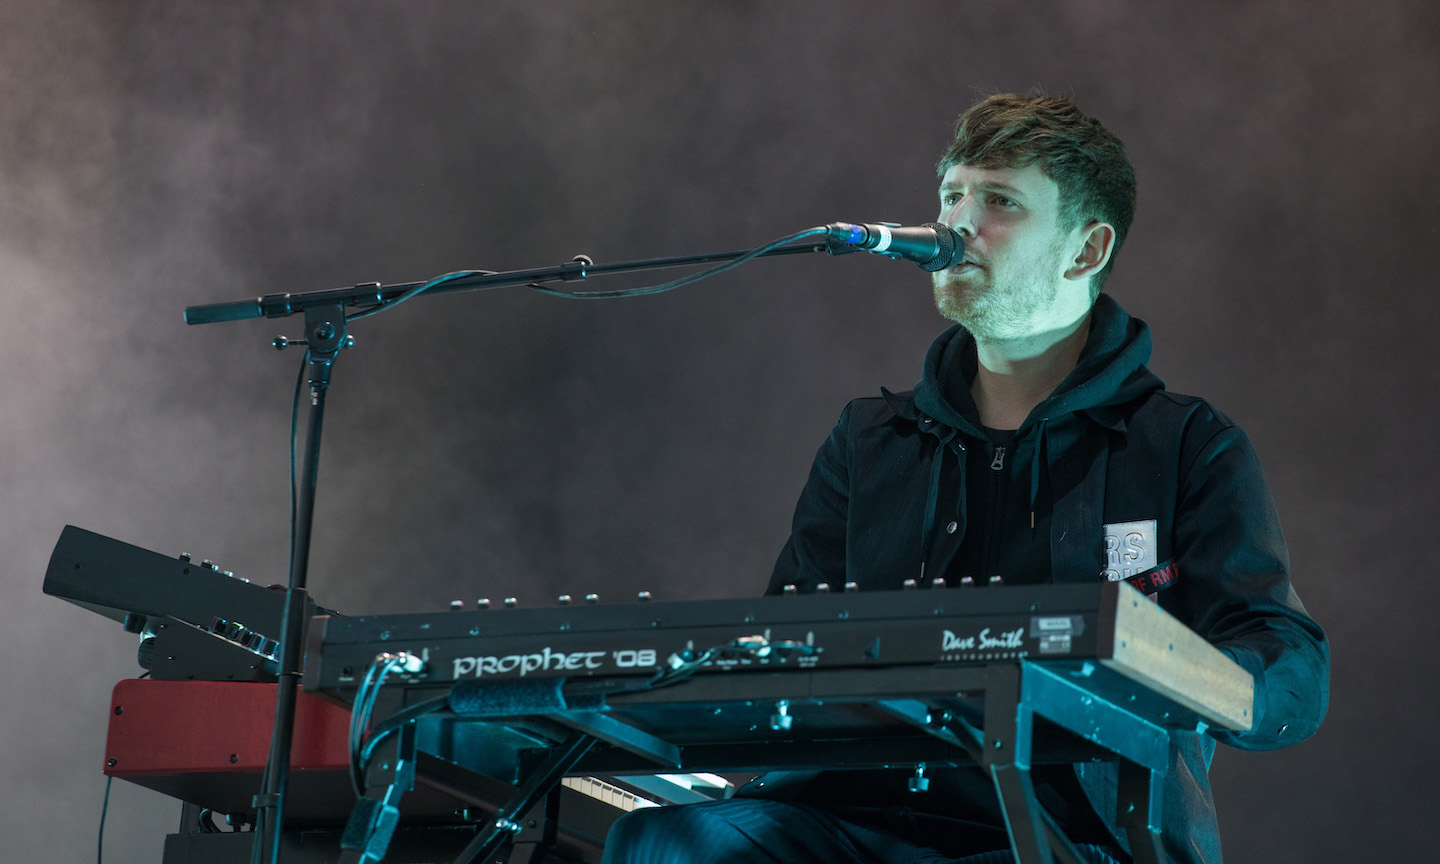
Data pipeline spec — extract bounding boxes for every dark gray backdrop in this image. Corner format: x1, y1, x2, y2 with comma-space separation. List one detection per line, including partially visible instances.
3, 2, 1434, 861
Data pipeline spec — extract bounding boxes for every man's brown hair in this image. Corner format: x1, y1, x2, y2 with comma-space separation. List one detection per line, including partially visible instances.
937, 93, 1137, 298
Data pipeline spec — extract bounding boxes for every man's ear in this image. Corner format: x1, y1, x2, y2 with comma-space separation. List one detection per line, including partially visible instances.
1065, 221, 1115, 281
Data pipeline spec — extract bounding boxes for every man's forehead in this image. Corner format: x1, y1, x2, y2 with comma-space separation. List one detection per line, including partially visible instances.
938, 162, 1056, 197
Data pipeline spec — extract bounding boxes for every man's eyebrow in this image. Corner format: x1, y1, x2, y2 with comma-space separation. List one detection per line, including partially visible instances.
938, 179, 1027, 197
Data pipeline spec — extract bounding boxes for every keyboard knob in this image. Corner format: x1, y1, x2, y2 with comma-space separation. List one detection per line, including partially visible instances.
769, 699, 794, 731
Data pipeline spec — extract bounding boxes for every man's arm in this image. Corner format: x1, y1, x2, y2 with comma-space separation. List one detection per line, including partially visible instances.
767, 402, 855, 595
1168, 421, 1330, 750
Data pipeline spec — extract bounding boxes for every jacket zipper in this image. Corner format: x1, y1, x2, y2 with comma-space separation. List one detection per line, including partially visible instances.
984, 443, 1008, 582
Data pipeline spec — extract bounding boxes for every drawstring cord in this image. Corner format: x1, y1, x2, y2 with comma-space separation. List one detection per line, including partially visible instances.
919, 424, 948, 574
918, 419, 965, 581
1029, 418, 1049, 533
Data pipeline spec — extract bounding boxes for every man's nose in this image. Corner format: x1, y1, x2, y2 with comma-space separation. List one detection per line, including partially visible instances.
942, 196, 978, 237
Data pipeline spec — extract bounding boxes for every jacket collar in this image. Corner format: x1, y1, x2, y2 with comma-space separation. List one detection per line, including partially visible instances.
900, 294, 1163, 437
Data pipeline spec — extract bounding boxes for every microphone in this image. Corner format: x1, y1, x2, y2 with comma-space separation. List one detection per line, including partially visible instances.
824, 222, 963, 271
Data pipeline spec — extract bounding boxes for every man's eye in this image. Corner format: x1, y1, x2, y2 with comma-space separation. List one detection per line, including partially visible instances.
994, 196, 1016, 207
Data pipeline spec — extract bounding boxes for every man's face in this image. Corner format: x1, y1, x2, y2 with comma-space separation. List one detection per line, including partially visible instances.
931, 161, 1078, 340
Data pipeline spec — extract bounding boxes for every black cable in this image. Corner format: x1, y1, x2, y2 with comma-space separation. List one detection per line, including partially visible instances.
528, 227, 828, 300
356, 694, 452, 777
290, 349, 306, 546
349, 653, 434, 796
342, 226, 827, 325
349, 656, 391, 796
345, 270, 497, 323
347, 640, 757, 788
97, 775, 111, 864
364, 694, 452, 745
296, 216, 827, 798
347, 634, 813, 801
253, 348, 309, 819
311, 227, 834, 788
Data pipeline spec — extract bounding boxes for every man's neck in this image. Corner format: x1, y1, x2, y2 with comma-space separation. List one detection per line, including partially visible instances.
971, 310, 1092, 431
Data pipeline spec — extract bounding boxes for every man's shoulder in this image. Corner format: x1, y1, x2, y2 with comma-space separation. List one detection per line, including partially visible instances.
840, 387, 916, 425
1130, 388, 1240, 433
1120, 389, 1259, 477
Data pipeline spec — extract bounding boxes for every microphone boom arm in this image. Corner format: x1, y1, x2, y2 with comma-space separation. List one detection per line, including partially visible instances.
183, 235, 835, 326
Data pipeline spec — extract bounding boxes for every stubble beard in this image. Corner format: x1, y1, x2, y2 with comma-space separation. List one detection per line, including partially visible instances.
931, 241, 1067, 341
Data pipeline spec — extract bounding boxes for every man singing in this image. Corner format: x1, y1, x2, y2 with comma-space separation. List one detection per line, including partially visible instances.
603, 92, 1329, 864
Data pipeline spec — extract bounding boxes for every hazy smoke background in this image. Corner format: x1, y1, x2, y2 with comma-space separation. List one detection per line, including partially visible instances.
2, 1, 1435, 861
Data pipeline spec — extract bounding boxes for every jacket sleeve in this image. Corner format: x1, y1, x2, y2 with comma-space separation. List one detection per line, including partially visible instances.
767, 402, 855, 595
1167, 419, 1330, 751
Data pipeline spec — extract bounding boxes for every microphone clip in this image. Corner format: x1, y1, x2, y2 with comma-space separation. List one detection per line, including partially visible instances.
822, 221, 962, 272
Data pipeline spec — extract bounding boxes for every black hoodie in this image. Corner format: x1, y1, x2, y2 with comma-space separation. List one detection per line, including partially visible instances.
761, 295, 1329, 863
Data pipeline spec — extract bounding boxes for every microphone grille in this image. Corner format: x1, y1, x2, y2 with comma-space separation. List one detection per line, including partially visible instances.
920, 222, 963, 272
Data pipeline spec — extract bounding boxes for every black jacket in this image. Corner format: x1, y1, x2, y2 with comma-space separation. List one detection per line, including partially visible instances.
761, 295, 1330, 863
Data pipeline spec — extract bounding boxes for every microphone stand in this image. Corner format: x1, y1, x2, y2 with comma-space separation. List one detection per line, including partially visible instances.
248, 302, 345, 864
183, 237, 831, 864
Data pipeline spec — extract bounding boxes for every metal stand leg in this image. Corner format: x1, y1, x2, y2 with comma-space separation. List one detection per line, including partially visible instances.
984, 665, 1051, 864
253, 302, 348, 864
1117, 759, 1167, 864
450, 732, 596, 864
985, 663, 1123, 864
504, 789, 564, 864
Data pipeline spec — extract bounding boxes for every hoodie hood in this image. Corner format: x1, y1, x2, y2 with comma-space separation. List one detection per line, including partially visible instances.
911, 293, 1165, 437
